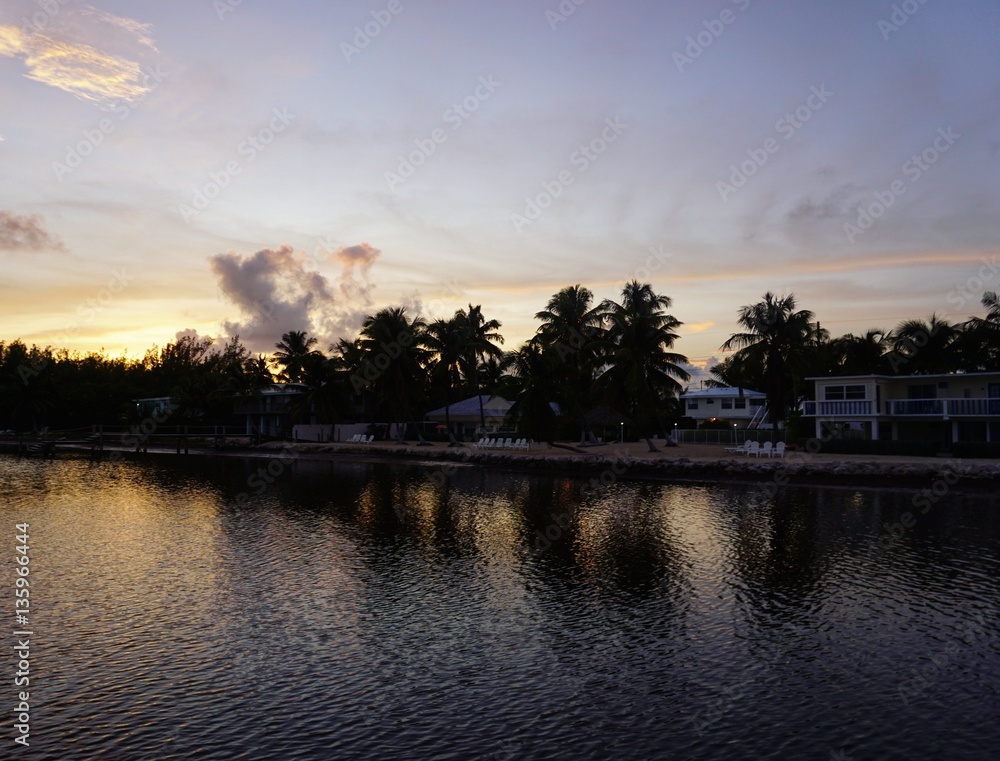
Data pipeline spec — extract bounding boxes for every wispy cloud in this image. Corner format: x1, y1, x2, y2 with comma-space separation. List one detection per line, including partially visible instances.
0, 210, 65, 252
0, 5, 156, 106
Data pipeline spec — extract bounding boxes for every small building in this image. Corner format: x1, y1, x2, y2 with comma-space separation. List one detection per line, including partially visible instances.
802, 372, 1000, 443
134, 396, 176, 419
233, 384, 309, 437
680, 387, 767, 428
425, 395, 512, 438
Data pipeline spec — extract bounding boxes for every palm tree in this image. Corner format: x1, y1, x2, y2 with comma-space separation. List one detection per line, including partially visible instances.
356, 307, 428, 441
273, 330, 321, 383
962, 293, 1000, 371
831, 329, 894, 375
293, 352, 346, 425
457, 305, 504, 434
596, 281, 689, 451
720, 292, 815, 441
424, 316, 466, 435
706, 352, 762, 390
890, 315, 961, 374
500, 342, 559, 442
534, 285, 604, 442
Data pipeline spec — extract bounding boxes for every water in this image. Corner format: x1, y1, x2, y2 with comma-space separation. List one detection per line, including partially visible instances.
1, 452, 998, 760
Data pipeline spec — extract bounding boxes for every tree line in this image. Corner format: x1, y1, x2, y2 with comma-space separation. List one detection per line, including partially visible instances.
2, 284, 999, 446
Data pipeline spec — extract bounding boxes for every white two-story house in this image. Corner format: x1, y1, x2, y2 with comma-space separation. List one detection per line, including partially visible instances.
680, 387, 768, 428
802, 372, 1000, 443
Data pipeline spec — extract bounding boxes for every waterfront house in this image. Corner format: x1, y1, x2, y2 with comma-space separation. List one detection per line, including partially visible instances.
425, 395, 512, 438
233, 383, 309, 437
802, 372, 1000, 444
680, 387, 767, 429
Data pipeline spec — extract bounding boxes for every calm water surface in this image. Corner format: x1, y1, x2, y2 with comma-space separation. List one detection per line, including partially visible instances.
1, 452, 998, 760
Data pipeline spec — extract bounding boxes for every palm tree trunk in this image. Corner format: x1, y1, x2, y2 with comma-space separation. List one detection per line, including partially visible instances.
477, 386, 486, 433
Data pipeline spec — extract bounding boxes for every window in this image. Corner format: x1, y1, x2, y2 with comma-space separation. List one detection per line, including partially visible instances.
734, 398, 746, 409
907, 384, 936, 400
750, 398, 765, 407
722, 399, 733, 409
825, 384, 866, 401
687, 401, 698, 410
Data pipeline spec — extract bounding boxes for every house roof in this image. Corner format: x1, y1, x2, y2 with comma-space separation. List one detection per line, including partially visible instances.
426, 395, 511, 418
680, 386, 765, 399
806, 372, 1000, 382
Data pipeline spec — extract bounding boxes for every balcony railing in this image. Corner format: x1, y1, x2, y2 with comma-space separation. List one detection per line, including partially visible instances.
888, 398, 1000, 417
802, 398, 1000, 417
801, 400, 874, 416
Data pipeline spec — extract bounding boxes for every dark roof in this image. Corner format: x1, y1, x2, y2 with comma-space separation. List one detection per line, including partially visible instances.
426, 395, 510, 418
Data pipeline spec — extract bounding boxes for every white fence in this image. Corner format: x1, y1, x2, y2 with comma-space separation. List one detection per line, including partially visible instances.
672, 429, 777, 445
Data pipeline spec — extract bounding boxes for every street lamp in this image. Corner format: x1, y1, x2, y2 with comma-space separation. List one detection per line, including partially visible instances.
620, 421, 624, 443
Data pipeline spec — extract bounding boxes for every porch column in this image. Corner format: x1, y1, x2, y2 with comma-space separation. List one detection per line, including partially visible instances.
871, 418, 879, 440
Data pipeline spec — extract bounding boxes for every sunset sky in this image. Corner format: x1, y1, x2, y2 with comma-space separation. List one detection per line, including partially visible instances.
2, 0, 998, 380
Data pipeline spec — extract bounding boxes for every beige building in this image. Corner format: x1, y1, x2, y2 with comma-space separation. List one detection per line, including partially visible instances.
803, 372, 1000, 443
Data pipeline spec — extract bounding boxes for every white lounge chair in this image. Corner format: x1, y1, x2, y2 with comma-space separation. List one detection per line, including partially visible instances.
745, 441, 760, 457
772, 441, 785, 459
473, 437, 486, 449
725, 440, 751, 455
757, 441, 772, 458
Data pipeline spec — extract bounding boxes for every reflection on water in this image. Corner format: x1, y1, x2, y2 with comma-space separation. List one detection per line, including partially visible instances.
2, 453, 999, 760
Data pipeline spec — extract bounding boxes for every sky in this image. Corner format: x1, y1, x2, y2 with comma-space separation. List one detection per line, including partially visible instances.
2, 0, 999, 382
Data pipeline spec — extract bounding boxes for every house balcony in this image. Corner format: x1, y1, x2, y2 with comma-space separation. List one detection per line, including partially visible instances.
802, 398, 1000, 418
887, 398, 1000, 417
801, 400, 874, 416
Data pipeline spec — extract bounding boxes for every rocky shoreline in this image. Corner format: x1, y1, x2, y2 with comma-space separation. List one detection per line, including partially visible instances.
261, 441, 1000, 492
6, 437, 998, 492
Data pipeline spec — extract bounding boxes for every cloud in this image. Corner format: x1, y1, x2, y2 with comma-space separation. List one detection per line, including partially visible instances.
0, 5, 156, 106
333, 241, 381, 303
334, 241, 381, 275
81, 7, 157, 52
0, 210, 65, 252
211, 243, 381, 353
684, 321, 716, 334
